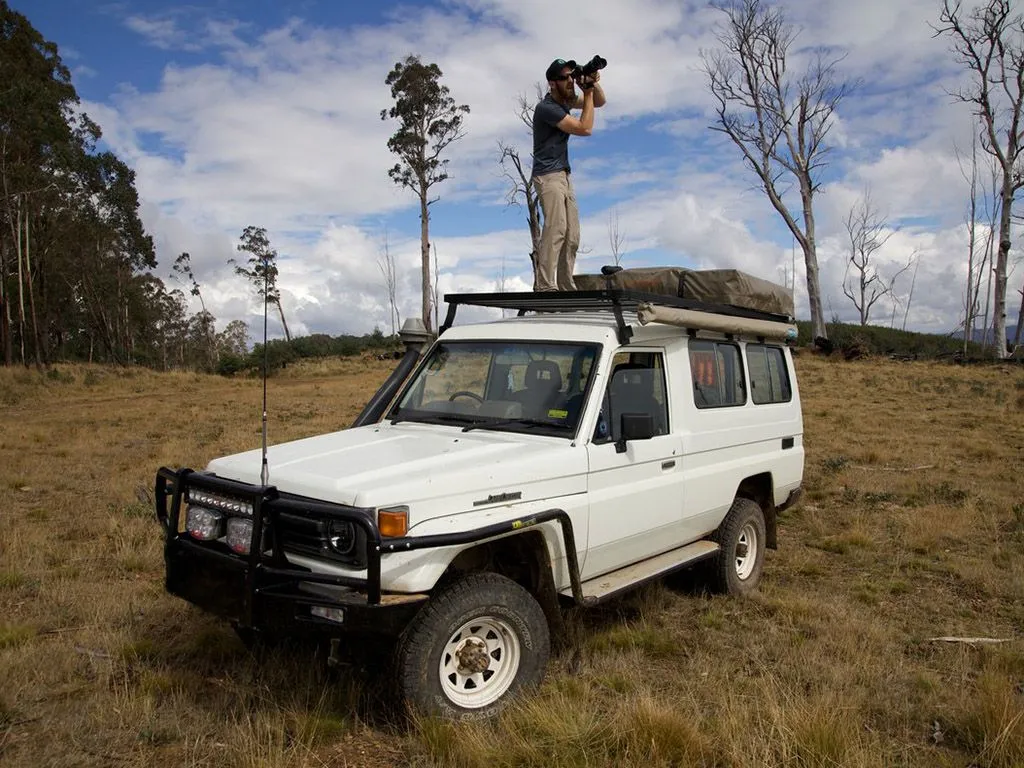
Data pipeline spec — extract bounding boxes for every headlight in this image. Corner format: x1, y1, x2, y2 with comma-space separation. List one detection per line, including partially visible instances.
186, 506, 224, 541
328, 521, 356, 555
226, 517, 254, 554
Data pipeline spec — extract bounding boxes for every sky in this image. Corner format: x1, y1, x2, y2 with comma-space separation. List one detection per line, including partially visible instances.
18, 0, 1024, 341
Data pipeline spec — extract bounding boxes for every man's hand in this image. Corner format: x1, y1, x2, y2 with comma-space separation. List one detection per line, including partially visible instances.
576, 70, 600, 90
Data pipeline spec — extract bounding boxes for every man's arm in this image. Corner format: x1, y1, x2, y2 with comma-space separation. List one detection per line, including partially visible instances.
557, 87, 595, 136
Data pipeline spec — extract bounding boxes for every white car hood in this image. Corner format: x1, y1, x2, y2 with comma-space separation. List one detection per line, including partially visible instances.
205, 421, 586, 514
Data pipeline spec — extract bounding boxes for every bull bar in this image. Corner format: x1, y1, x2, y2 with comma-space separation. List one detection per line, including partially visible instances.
155, 467, 588, 638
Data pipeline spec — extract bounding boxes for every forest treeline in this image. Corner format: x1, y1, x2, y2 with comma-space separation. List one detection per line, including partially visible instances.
0, 3, 265, 372
0, 4, 406, 375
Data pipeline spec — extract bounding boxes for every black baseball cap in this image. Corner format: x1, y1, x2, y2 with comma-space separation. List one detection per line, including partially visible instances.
545, 58, 576, 81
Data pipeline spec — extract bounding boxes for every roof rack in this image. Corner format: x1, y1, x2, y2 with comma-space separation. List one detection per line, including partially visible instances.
440, 289, 792, 345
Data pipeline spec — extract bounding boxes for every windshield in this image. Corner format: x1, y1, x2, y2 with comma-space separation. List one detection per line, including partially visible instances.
388, 340, 600, 437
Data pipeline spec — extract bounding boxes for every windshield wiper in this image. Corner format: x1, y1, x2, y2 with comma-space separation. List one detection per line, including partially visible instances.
390, 412, 473, 426
461, 417, 559, 433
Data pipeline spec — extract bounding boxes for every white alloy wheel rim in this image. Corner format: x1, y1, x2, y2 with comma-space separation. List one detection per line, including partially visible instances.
439, 616, 521, 709
735, 521, 759, 580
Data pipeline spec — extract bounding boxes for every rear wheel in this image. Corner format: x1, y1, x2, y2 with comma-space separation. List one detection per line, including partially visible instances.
394, 572, 549, 720
710, 497, 766, 595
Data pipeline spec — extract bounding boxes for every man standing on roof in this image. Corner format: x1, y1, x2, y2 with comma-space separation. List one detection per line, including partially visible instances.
531, 58, 606, 292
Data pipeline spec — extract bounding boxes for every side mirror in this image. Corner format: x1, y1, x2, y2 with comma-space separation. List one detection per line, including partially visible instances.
615, 412, 655, 453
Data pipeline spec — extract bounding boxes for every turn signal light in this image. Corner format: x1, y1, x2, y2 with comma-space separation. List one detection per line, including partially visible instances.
377, 507, 408, 538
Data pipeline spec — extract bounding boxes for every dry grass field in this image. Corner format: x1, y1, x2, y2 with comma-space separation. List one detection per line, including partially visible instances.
1, 353, 1023, 767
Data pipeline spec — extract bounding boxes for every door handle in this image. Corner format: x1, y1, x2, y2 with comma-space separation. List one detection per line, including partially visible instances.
782, 437, 794, 449
661, 460, 676, 470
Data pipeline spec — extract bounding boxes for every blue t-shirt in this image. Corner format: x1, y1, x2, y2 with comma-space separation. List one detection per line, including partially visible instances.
532, 94, 571, 177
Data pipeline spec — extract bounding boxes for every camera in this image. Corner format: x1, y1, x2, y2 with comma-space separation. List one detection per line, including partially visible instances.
572, 55, 607, 88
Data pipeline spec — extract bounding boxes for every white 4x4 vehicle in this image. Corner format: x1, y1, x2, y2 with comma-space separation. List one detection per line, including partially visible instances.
154, 270, 804, 719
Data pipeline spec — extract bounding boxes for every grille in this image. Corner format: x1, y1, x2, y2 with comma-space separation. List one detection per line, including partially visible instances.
275, 511, 366, 568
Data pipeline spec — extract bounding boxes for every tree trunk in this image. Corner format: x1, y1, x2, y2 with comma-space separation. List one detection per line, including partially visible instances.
963, 156, 977, 354
0, 241, 7, 366
903, 256, 919, 332
992, 178, 1013, 359
276, 300, 291, 342
801, 186, 827, 340
24, 212, 43, 369
859, 270, 868, 326
15, 203, 26, 366
420, 190, 432, 332
432, 242, 440, 332
527, 185, 542, 286
981, 259, 994, 351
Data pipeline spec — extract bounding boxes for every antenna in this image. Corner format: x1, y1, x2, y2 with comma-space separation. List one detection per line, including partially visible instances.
260, 249, 270, 487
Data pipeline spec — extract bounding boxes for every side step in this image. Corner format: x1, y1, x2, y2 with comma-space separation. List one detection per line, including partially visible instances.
561, 540, 720, 605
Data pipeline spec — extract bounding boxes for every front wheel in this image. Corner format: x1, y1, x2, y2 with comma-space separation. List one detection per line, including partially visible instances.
394, 572, 550, 720
710, 497, 767, 595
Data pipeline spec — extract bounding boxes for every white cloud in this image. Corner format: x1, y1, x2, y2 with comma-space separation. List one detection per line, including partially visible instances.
123, 15, 200, 51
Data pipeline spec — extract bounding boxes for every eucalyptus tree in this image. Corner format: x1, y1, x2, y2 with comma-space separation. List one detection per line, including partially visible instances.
382, 55, 469, 331
230, 226, 290, 342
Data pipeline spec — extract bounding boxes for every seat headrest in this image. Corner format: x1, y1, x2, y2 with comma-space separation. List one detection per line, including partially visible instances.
525, 360, 562, 391
611, 365, 654, 391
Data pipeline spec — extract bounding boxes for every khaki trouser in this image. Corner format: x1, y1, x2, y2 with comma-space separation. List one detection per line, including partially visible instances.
533, 170, 580, 291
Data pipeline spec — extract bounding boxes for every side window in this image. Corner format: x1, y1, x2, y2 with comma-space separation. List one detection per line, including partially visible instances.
593, 352, 670, 442
746, 344, 792, 404
690, 340, 745, 408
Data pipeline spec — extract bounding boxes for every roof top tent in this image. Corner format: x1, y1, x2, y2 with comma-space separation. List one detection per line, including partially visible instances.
441, 267, 798, 346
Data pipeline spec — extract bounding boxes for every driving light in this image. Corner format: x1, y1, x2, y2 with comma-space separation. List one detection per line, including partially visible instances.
378, 506, 409, 538
186, 506, 224, 541
187, 489, 254, 517
226, 517, 254, 554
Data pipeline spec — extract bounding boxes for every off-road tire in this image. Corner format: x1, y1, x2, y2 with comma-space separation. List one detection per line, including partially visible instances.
394, 572, 550, 720
710, 497, 766, 595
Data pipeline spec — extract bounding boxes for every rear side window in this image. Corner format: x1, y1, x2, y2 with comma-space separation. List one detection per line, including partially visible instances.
746, 344, 792, 404
689, 340, 745, 408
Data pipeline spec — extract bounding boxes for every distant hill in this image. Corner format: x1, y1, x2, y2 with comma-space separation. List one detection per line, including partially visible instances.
952, 324, 1020, 348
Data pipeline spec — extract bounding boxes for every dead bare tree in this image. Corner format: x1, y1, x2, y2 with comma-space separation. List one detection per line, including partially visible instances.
702, 0, 854, 341
172, 251, 217, 368
608, 208, 625, 266
936, 0, 1024, 358
497, 89, 545, 286
956, 136, 1001, 351
841, 191, 901, 326
957, 136, 983, 350
498, 140, 542, 277
979, 164, 1001, 349
902, 252, 921, 331
377, 229, 401, 337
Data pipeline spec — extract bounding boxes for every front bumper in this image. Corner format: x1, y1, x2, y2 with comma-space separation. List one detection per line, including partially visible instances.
156, 467, 426, 638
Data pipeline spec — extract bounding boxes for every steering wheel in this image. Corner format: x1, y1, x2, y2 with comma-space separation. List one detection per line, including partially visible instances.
448, 391, 483, 404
